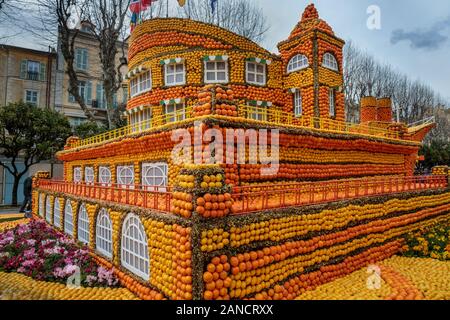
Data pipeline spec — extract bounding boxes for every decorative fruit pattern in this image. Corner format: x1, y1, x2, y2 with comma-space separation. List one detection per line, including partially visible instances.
296, 256, 450, 300
0, 272, 139, 300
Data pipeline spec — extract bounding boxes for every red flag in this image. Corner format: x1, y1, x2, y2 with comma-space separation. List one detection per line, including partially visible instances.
130, 0, 158, 13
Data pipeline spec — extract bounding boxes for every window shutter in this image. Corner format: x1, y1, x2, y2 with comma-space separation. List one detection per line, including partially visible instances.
75, 49, 80, 69
84, 49, 88, 70
96, 83, 102, 108
86, 81, 92, 105
20, 60, 27, 79
40, 63, 46, 81
113, 93, 118, 108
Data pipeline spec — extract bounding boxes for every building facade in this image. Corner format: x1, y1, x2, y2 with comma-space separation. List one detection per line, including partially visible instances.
55, 22, 129, 126
0, 44, 57, 109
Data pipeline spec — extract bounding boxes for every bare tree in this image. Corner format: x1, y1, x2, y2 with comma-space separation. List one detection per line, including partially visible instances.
87, 0, 130, 128
163, 0, 269, 43
24, 0, 96, 121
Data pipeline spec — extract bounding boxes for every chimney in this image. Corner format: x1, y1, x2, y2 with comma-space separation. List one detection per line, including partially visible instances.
376, 97, 393, 122
360, 96, 377, 123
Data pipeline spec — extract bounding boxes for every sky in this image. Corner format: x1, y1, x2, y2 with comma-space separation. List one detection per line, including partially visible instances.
1, 0, 449, 100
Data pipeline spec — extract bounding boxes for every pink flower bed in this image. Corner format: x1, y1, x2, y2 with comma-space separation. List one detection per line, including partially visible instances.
0, 219, 118, 287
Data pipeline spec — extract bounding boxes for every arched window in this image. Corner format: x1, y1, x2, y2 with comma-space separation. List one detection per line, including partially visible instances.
99, 166, 112, 185
64, 201, 74, 236
322, 53, 339, 71
84, 166, 94, 184
38, 193, 45, 217
121, 213, 149, 280
54, 198, 61, 228
287, 54, 309, 73
45, 196, 52, 223
96, 208, 113, 258
78, 204, 90, 244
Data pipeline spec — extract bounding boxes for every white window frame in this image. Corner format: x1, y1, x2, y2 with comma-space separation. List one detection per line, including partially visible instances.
329, 88, 336, 117
45, 196, 52, 223
99, 166, 112, 186
84, 166, 94, 184
164, 62, 186, 86
38, 193, 45, 217
96, 208, 113, 259
53, 198, 61, 228
131, 107, 152, 133
287, 54, 309, 73
24, 90, 39, 106
204, 60, 229, 84
130, 71, 152, 97
78, 203, 90, 244
117, 165, 135, 188
142, 163, 168, 191
121, 213, 149, 280
294, 89, 303, 117
247, 104, 267, 122
323, 53, 339, 71
64, 201, 74, 236
73, 167, 82, 183
75, 48, 88, 71
246, 61, 266, 86
164, 102, 185, 123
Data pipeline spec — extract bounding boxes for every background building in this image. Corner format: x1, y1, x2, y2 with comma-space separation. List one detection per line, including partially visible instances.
55, 22, 129, 127
0, 22, 129, 205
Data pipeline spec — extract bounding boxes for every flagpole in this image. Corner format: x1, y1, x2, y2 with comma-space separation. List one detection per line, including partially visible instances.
188, 0, 191, 19
166, 0, 169, 18
217, 0, 220, 27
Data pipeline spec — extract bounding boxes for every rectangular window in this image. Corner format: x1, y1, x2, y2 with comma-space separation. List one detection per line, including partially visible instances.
294, 89, 302, 117
165, 63, 186, 86
329, 88, 336, 117
84, 166, 95, 184
73, 167, 82, 183
69, 81, 92, 105
131, 108, 152, 133
141, 163, 168, 191
99, 166, 112, 186
204, 61, 228, 84
117, 165, 135, 188
246, 61, 266, 85
26, 61, 40, 81
130, 71, 151, 97
24, 90, 39, 106
75, 48, 88, 71
247, 104, 267, 122
164, 103, 185, 123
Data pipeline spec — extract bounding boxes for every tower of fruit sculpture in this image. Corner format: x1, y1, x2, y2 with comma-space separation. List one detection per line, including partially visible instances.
33, 4, 448, 300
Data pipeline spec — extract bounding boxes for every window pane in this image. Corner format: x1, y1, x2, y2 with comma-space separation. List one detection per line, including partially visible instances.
175, 64, 184, 72
217, 72, 226, 81
206, 62, 215, 70
257, 65, 264, 73
217, 62, 226, 70
248, 73, 255, 82
248, 63, 255, 72
176, 74, 184, 83
206, 72, 215, 81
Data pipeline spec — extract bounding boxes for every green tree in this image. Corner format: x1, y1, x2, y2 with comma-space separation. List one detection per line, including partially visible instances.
0, 102, 72, 205
74, 121, 108, 139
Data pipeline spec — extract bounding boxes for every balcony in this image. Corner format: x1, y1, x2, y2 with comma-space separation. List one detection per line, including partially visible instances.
36, 175, 448, 215
64, 105, 415, 150
26, 72, 40, 81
